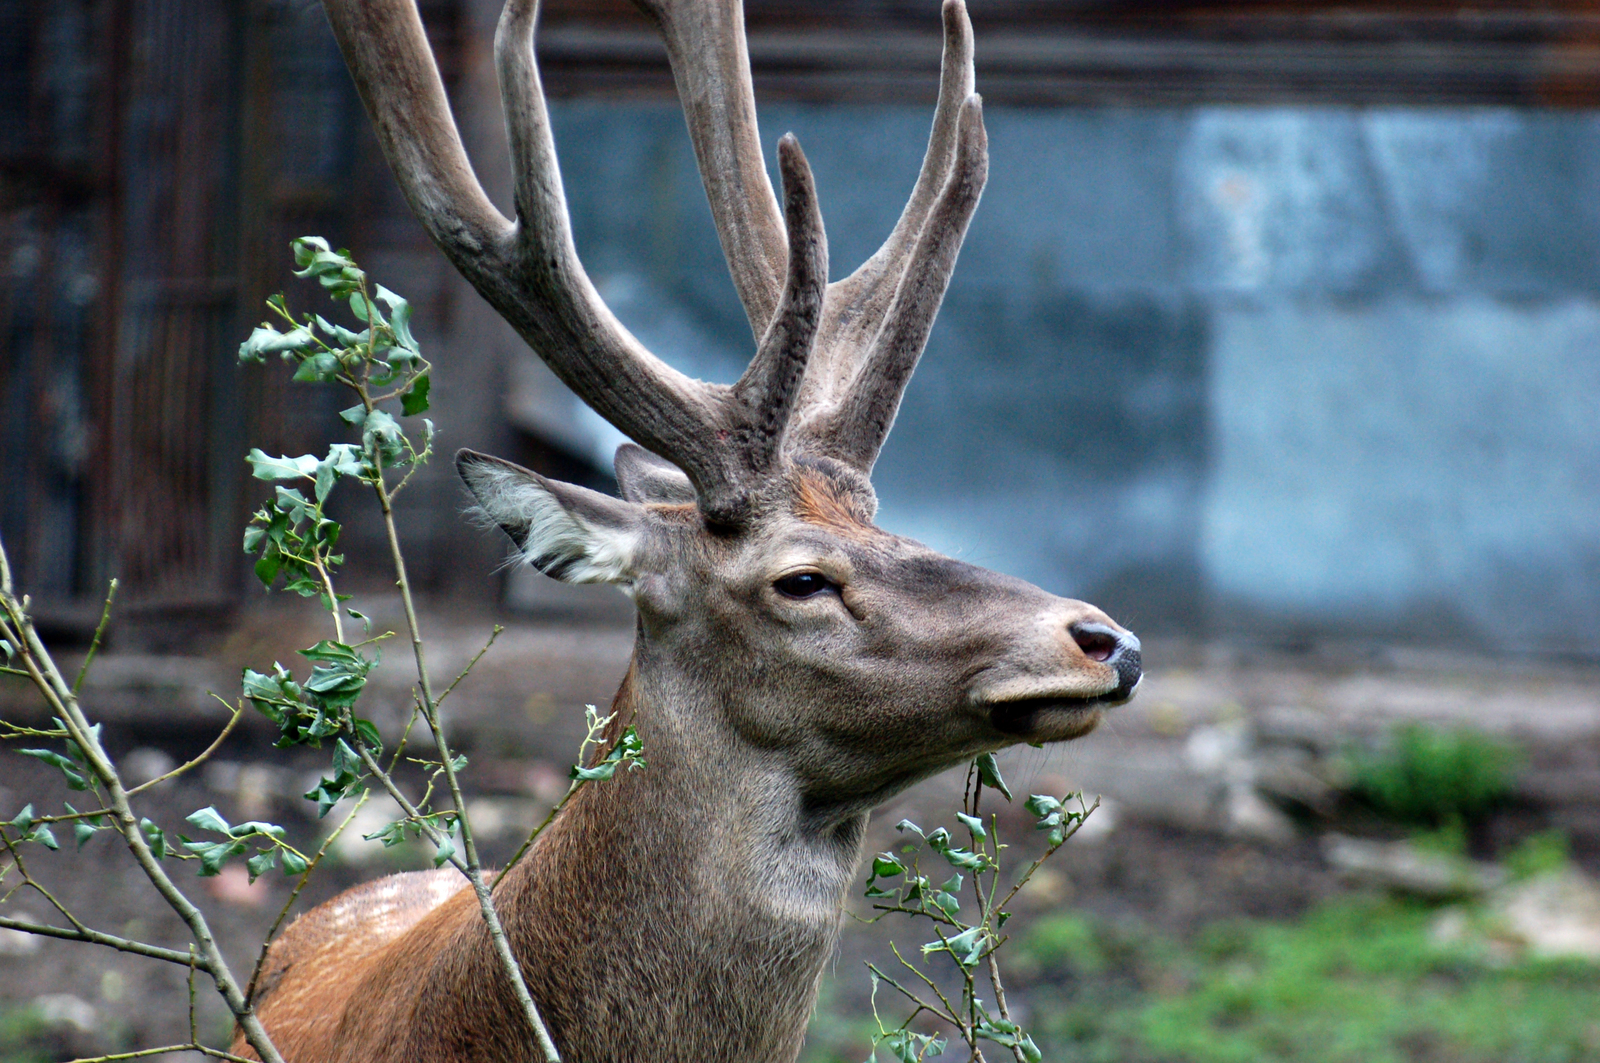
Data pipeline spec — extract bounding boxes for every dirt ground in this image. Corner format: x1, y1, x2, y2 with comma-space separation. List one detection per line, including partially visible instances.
1, 599, 1596, 1060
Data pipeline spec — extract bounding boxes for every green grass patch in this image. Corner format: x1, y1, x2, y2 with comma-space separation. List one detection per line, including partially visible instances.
1033, 897, 1600, 1063
810, 895, 1600, 1063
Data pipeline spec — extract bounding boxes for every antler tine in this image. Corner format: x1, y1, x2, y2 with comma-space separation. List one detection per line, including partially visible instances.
506, 0, 825, 524
805, 0, 975, 387
727, 135, 828, 485
321, 0, 513, 256
490, 0, 786, 510
633, 0, 789, 343
806, 96, 989, 472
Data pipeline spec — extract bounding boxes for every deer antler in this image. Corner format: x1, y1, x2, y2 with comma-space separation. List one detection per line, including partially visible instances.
646, 0, 988, 473
323, 0, 826, 523
321, 0, 984, 515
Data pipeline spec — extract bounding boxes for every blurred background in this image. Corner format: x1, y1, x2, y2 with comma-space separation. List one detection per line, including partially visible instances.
2, 1, 1600, 1061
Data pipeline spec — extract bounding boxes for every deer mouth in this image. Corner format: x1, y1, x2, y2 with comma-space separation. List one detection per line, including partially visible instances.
984, 681, 1141, 741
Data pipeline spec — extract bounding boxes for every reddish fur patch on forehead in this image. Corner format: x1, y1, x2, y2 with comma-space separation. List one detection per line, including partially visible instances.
795, 471, 875, 536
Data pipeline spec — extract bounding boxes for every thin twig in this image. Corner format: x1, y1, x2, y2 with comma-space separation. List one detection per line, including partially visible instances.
357, 387, 561, 1063
0, 537, 287, 1063
124, 696, 245, 798
995, 795, 1099, 915
866, 963, 961, 1027
72, 579, 118, 695
246, 788, 371, 1003
0, 831, 89, 933
435, 625, 502, 709
0, 916, 207, 967
65, 1045, 257, 1063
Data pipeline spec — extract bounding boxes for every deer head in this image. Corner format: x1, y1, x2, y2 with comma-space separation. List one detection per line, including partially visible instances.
407, 0, 1142, 804
281, 0, 1142, 1058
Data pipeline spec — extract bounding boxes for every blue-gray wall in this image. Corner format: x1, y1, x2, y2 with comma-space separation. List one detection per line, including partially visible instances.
544, 101, 1600, 656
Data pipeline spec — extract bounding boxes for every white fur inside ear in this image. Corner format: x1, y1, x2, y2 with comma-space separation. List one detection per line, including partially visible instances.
516, 485, 637, 584
464, 462, 639, 585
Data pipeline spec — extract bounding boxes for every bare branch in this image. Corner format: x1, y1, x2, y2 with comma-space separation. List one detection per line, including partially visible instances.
125, 697, 244, 798
73, 579, 118, 694
0, 537, 287, 1063
246, 789, 372, 1004
0, 916, 207, 968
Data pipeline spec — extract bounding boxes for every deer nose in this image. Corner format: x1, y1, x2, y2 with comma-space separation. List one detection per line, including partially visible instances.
1069, 621, 1142, 699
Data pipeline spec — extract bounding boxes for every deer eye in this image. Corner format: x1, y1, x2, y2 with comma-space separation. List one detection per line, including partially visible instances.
774, 572, 833, 599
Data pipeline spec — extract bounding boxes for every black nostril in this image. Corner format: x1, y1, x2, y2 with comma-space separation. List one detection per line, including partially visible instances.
1070, 623, 1120, 663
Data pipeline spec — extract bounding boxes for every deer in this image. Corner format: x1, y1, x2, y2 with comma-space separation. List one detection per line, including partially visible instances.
235, 0, 1142, 1060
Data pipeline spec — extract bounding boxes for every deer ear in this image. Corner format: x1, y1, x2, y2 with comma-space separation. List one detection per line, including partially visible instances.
614, 443, 696, 505
456, 449, 643, 584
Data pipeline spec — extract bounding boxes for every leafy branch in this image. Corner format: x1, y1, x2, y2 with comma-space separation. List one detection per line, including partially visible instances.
859, 752, 1099, 1063
0, 238, 645, 1062
0, 549, 289, 1063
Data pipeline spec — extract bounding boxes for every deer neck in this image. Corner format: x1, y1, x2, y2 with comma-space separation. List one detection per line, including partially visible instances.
494, 658, 868, 1061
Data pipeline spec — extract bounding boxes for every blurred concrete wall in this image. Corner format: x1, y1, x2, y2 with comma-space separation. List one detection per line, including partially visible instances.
530, 101, 1600, 655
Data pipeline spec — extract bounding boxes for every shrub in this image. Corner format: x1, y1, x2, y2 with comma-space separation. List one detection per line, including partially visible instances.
1346, 723, 1519, 828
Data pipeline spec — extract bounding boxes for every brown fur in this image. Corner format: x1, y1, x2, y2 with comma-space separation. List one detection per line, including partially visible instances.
793, 470, 875, 538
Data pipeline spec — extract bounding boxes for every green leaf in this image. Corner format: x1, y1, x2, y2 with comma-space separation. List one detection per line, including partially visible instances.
280, 848, 308, 876
956, 811, 988, 841
187, 806, 232, 835
303, 778, 347, 819
29, 825, 58, 850
363, 819, 410, 848
975, 752, 1013, 801
238, 324, 315, 363
338, 404, 368, 427
332, 738, 362, 780
140, 819, 167, 861
351, 717, 382, 752
228, 821, 286, 841
246, 449, 318, 481
246, 849, 278, 882
283, 576, 321, 598
10, 805, 34, 832
375, 285, 417, 352
323, 442, 365, 477
299, 640, 360, 664
292, 351, 341, 383
400, 372, 431, 416
362, 409, 405, 467
19, 748, 87, 790
571, 725, 646, 781
571, 760, 619, 782
347, 608, 372, 634
254, 552, 282, 588
314, 314, 367, 348
871, 853, 905, 879
432, 837, 456, 868
184, 839, 247, 877
73, 821, 99, 849
1024, 794, 1062, 819
314, 460, 335, 503
292, 235, 331, 267
924, 925, 987, 968
243, 525, 267, 553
